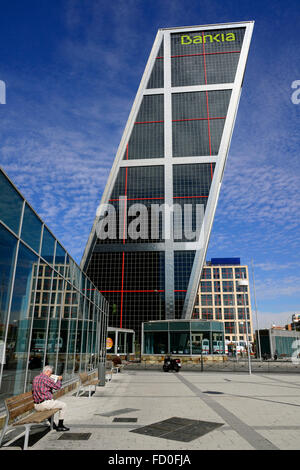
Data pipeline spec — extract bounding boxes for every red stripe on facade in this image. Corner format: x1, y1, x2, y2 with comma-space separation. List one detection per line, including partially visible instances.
157, 51, 240, 60
109, 195, 207, 202
109, 197, 164, 202
173, 195, 208, 199
172, 117, 225, 122
100, 289, 187, 293
135, 117, 224, 125
171, 51, 240, 59
101, 289, 165, 293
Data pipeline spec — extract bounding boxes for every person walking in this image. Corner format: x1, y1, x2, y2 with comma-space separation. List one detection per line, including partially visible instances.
32, 365, 70, 432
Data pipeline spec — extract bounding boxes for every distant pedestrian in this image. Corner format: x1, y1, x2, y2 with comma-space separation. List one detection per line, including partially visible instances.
32, 365, 70, 432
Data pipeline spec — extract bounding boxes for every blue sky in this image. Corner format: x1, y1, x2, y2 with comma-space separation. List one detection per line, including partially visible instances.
0, 0, 299, 329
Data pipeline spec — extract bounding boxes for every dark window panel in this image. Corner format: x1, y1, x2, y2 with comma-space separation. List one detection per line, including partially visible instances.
0, 170, 23, 234
21, 204, 42, 253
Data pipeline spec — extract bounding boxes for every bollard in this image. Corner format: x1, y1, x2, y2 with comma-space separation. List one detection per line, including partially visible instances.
98, 362, 106, 386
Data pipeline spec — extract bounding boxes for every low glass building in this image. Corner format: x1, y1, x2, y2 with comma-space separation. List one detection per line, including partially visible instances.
0, 168, 109, 405
106, 327, 135, 357
142, 320, 225, 355
256, 329, 300, 359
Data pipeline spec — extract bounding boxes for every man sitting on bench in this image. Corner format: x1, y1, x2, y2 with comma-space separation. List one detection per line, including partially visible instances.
32, 365, 70, 432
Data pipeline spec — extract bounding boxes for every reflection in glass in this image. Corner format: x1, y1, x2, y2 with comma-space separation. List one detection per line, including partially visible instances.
55, 243, 66, 272
0, 225, 17, 348
26, 318, 48, 389
41, 227, 55, 264
126, 332, 134, 354
170, 332, 190, 355
21, 204, 42, 253
46, 318, 60, 371
66, 319, 76, 379
5, 242, 38, 395
144, 332, 168, 354
0, 171, 23, 234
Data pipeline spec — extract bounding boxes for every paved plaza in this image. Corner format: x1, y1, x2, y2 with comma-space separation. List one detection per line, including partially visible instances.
2, 369, 300, 451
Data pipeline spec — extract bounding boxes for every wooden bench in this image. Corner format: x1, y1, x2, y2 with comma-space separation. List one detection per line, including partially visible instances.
0, 391, 59, 450
112, 362, 125, 373
76, 371, 100, 397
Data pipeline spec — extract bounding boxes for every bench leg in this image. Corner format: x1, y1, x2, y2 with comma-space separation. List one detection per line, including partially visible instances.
89, 385, 91, 398
50, 414, 54, 430
76, 385, 81, 397
23, 424, 31, 450
0, 422, 8, 448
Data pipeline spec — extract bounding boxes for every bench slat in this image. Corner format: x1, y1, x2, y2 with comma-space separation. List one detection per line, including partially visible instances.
15, 409, 60, 426
6, 391, 32, 406
6, 393, 33, 410
9, 402, 35, 422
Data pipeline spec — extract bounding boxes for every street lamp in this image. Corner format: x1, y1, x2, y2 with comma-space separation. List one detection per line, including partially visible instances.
237, 278, 252, 375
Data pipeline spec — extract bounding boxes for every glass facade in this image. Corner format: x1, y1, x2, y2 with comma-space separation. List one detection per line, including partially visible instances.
106, 327, 135, 356
143, 320, 225, 355
0, 169, 109, 406
82, 22, 253, 344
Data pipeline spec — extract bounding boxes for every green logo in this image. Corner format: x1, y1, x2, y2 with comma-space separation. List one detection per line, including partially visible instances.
181, 33, 236, 45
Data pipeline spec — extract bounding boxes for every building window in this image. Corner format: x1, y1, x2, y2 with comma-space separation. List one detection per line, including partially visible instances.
201, 308, 213, 320
200, 281, 212, 292
214, 294, 222, 306
237, 293, 249, 306
238, 307, 250, 320
223, 294, 234, 306
214, 281, 221, 292
238, 322, 251, 334
224, 308, 236, 320
225, 322, 236, 334
172, 90, 231, 157
213, 268, 220, 279
215, 308, 222, 320
201, 294, 212, 306
222, 280, 234, 292
201, 268, 212, 279
221, 268, 233, 279
235, 267, 246, 279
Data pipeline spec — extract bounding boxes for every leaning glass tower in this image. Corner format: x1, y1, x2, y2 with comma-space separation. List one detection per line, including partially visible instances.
81, 22, 254, 340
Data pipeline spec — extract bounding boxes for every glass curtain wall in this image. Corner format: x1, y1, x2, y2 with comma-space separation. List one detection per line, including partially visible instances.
143, 320, 225, 355
0, 169, 109, 405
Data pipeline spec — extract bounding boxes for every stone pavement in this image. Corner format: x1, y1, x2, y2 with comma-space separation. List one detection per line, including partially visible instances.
4, 369, 300, 451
